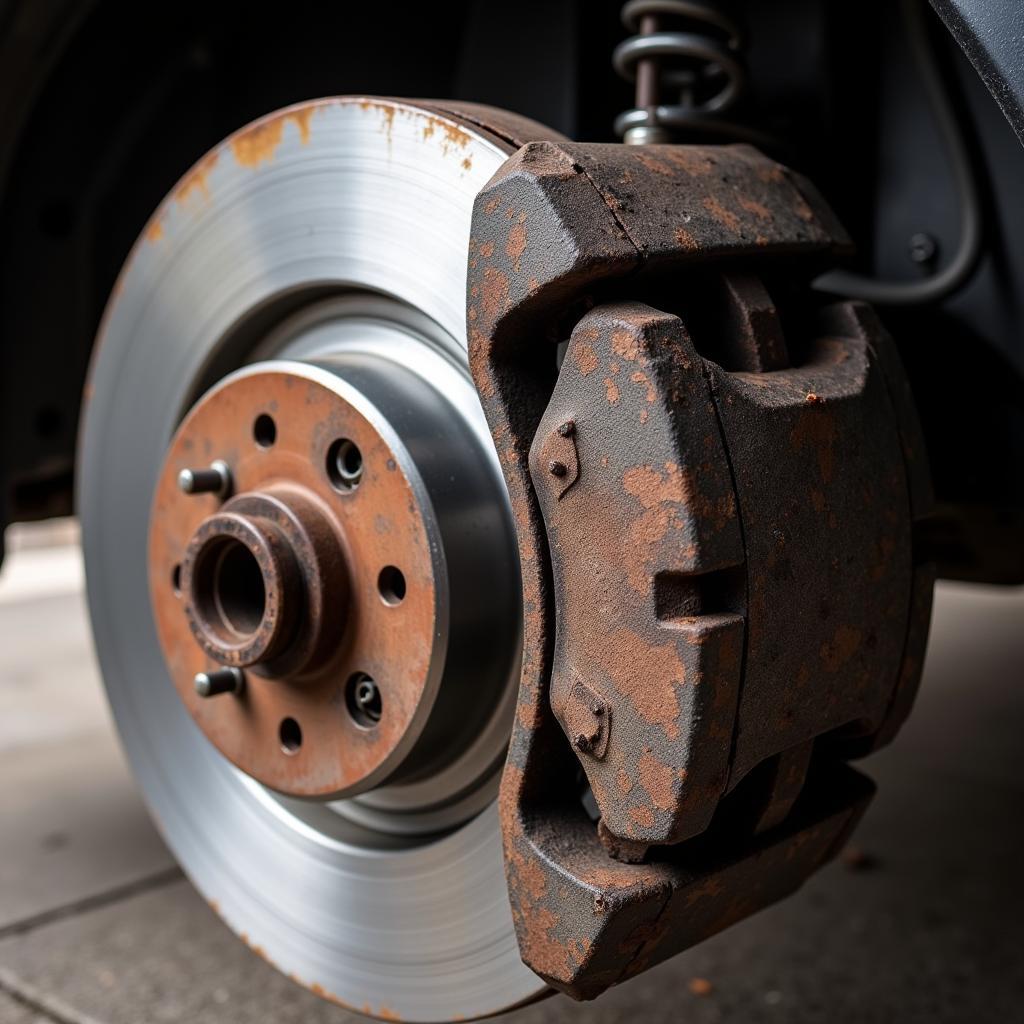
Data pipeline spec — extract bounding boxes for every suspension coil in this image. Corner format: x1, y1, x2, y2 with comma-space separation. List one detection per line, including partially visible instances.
613, 0, 746, 144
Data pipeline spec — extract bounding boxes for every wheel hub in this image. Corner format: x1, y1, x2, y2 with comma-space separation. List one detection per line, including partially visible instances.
152, 360, 486, 797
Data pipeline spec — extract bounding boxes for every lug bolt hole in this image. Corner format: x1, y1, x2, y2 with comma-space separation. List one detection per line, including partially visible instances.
377, 566, 406, 606
327, 438, 363, 492
171, 563, 182, 596
253, 413, 277, 449
279, 717, 302, 754
346, 673, 382, 727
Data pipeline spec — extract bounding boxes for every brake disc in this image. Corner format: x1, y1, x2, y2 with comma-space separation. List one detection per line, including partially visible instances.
79, 98, 551, 1022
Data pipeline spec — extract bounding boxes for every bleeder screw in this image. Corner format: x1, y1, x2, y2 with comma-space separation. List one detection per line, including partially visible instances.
549, 460, 568, 478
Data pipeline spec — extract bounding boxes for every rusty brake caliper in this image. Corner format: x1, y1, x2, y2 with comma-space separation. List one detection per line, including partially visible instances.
466, 141, 934, 998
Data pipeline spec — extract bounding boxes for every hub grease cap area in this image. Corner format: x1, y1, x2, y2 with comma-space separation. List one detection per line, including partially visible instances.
150, 366, 443, 798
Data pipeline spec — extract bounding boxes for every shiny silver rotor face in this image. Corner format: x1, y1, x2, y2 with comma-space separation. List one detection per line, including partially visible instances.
79, 98, 545, 1022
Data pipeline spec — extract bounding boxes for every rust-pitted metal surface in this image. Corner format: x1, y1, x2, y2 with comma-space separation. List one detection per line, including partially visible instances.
705, 306, 918, 788
500, 761, 872, 999
149, 368, 440, 798
531, 303, 745, 847
467, 139, 934, 998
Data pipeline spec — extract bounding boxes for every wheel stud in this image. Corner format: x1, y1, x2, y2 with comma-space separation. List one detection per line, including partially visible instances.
178, 460, 232, 497
194, 667, 245, 698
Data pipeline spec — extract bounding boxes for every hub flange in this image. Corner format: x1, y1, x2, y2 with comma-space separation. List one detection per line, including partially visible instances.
150, 364, 446, 799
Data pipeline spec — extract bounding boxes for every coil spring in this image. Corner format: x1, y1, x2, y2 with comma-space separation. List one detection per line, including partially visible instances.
613, 0, 747, 144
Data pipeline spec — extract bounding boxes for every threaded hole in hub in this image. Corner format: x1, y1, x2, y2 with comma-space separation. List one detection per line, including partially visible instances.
377, 566, 406, 605
327, 438, 363, 492
253, 413, 277, 448
279, 717, 302, 754
194, 537, 266, 640
346, 673, 382, 727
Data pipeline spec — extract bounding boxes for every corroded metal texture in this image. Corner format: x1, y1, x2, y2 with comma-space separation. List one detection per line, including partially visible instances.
531, 303, 745, 846
467, 139, 933, 998
501, 760, 872, 999
150, 367, 440, 798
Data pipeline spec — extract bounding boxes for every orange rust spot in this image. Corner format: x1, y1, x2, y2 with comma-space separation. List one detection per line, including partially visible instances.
702, 195, 741, 234
376, 1007, 402, 1021
478, 241, 495, 259
146, 218, 165, 243
623, 463, 688, 511
290, 108, 313, 146
232, 118, 285, 168
605, 628, 688, 739
175, 152, 219, 205
444, 122, 471, 148
674, 226, 698, 250
635, 150, 675, 176
231, 106, 315, 167
574, 339, 600, 377
737, 195, 772, 220
605, 377, 621, 405
480, 266, 510, 326
629, 804, 656, 828
758, 162, 786, 184
462, 156, 472, 171
630, 370, 656, 403
506, 220, 527, 272
689, 977, 714, 997
519, 851, 548, 901
611, 328, 640, 361
484, 196, 502, 215
665, 147, 716, 176
422, 122, 436, 140
638, 751, 678, 810
519, 903, 572, 980
360, 100, 397, 143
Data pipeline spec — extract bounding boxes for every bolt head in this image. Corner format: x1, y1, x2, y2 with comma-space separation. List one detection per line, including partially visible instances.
908, 232, 938, 265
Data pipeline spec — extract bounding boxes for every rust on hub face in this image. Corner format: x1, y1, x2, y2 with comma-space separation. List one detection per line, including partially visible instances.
149, 367, 441, 799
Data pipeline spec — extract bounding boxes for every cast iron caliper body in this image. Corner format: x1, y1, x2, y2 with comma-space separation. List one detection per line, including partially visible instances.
466, 139, 934, 999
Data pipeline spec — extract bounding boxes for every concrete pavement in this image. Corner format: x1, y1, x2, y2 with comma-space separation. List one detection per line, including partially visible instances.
1, 520, 1022, 1023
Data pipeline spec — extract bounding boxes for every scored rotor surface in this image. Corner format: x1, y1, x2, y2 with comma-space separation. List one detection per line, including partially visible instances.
79, 98, 543, 1021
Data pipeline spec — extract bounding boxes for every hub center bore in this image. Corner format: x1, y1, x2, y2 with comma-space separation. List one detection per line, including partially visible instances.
148, 357, 517, 803
180, 488, 348, 676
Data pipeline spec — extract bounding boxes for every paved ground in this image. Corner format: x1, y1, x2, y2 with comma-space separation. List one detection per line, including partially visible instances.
1, 520, 1022, 1024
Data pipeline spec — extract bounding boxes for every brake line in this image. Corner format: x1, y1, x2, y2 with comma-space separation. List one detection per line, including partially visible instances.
813, 0, 983, 306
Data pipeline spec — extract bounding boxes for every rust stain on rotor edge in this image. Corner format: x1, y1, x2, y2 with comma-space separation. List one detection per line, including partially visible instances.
175, 151, 220, 206
360, 99, 473, 157
231, 106, 316, 168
